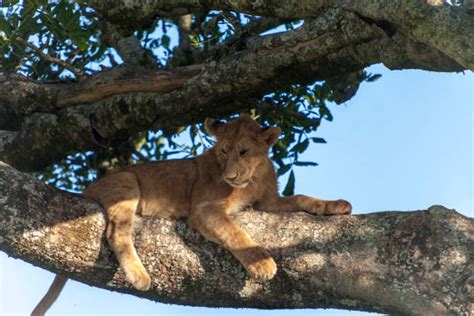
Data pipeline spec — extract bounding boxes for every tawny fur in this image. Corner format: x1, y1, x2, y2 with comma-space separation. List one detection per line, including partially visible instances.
31, 275, 67, 316
82, 115, 352, 291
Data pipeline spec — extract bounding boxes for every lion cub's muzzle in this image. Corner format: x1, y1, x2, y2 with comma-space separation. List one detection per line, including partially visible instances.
224, 172, 250, 188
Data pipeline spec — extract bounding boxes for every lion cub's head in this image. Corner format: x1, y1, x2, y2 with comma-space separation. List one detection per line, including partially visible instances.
205, 114, 280, 188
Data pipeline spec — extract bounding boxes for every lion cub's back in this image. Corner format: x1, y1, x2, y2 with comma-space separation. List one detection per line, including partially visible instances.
84, 158, 199, 219
129, 158, 199, 218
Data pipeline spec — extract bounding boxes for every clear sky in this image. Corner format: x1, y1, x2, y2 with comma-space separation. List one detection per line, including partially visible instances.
1, 65, 472, 315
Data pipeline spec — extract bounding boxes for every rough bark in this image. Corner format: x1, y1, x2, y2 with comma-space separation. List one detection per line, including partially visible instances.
99, 21, 158, 68
86, 0, 474, 70
0, 161, 472, 315
0, 7, 464, 172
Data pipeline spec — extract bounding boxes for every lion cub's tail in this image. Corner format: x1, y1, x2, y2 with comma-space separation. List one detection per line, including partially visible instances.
31, 274, 68, 316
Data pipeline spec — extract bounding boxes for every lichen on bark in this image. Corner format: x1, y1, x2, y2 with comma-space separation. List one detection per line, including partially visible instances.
0, 162, 472, 315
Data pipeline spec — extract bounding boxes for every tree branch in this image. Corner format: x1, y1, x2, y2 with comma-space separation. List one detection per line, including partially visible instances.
55, 65, 203, 108
200, 16, 295, 62
0, 161, 472, 315
85, 0, 474, 70
17, 38, 84, 78
99, 21, 158, 68
0, 8, 464, 172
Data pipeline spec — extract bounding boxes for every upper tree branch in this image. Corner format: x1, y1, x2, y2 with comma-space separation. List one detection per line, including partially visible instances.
0, 161, 472, 315
0, 8, 464, 172
201, 16, 295, 62
84, 0, 474, 70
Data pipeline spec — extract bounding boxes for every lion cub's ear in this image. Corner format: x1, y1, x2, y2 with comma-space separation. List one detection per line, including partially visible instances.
259, 127, 281, 146
204, 118, 226, 137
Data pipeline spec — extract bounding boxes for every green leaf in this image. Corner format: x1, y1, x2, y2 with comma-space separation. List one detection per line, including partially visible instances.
310, 137, 326, 143
366, 73, 382, 82
134, 136, 147, 152
277, 164, 292, 176
290, 138, 309, 153
162, 35, 170, 48
294, 161, 318, 167
282, 170, 295, 196
189, 34, 200, 47
319, 104, 333, 121
70, 33, 88, 50
0, 13, 12, 35
3, 0, 21, 5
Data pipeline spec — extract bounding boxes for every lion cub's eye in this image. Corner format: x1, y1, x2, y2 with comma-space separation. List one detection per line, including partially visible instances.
239, 149, 248, 157
220, 149, 227, 156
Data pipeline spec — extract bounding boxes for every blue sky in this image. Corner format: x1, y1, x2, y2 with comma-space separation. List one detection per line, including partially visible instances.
1, 65, 472, 315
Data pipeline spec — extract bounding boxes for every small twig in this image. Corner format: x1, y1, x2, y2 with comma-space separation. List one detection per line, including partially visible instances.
221, 12, 242, 33
38, 32, 52, 51
195, 125, 209, 150
17, 37, 84, 78
66, 47, 81, 64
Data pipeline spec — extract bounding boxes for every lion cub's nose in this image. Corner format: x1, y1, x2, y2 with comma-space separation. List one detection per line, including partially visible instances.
225, 172, 239, 181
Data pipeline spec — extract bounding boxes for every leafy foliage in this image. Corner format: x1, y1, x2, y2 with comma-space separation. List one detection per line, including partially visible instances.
1, 2, 379, 194
0, 1, 109, 78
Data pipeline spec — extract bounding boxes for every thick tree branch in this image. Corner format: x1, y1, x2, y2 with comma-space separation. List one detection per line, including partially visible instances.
0, 102, 21, 131
55, 65, 203, 108
0, 65, 203, 115
0, 8, 464, 172
0, 162, 472, 315
85, 0, 474, 70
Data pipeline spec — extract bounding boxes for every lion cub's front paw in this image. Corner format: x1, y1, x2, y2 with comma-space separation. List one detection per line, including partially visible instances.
124, 264, 151, 291
325, 199, 352, 215
242, 247, 277, 280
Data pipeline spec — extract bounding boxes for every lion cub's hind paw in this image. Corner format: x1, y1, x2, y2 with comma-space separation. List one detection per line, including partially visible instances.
125, 264, 152, 291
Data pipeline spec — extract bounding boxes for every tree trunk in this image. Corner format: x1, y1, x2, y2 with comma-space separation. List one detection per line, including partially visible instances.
0, 162, 472, 315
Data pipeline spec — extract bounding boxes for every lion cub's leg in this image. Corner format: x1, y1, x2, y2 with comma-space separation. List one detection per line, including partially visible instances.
84, 172, 151, 291
188, 204, 277, 280
259, 195, 352, 216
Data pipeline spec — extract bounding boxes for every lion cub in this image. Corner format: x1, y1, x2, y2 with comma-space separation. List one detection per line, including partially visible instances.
84, 115, 352, 290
